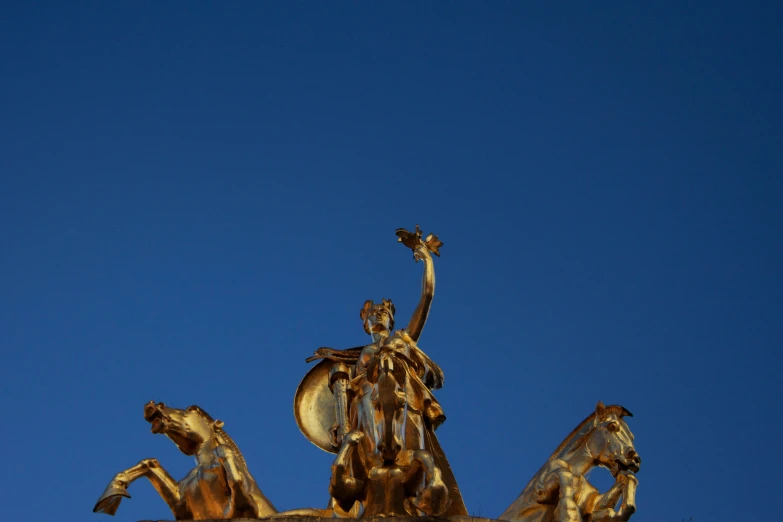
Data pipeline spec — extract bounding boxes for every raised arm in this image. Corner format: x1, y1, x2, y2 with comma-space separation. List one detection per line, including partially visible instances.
395, 225, 443, 343
406, 245, 435, 342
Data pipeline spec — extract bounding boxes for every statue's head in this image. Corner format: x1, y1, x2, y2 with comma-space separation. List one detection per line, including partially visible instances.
587, 402, 641, 477
360, 298, 395, 334
143, 401, 220, 456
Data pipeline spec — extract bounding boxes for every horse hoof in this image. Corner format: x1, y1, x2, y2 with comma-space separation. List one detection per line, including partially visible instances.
94, 485, 131, 515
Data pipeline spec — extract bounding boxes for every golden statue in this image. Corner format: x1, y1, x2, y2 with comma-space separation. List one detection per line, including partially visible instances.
93, 401, 277, 520
89, 224, 645, 521
295, 225, 468, 517
500, 402, 640, 522
329, 353, 451, 517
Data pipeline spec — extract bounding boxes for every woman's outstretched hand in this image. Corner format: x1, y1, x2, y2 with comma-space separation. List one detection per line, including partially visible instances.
395, 224, 443, 260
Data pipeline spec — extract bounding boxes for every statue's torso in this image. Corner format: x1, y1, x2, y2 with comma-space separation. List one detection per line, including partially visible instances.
354, 332, 444, 430
352, 334, 429, 450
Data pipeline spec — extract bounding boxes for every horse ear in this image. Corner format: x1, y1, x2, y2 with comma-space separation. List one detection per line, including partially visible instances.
595, 401, 606, 418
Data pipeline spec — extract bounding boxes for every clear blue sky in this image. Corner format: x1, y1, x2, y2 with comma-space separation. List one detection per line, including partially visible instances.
1, 3, 780, 522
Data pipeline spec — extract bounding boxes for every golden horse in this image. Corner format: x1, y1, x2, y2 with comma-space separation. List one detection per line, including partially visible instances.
93, 401, 277, 520
329, 352, 451, 518
501, 402, 641, 522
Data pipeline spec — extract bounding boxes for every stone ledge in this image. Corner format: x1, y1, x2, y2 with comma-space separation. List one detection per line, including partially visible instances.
139, 514, 505, 522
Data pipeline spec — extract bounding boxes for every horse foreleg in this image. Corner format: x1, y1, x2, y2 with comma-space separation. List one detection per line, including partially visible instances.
214, 444, 277, 517
614, 473, 637, 521
407, 450, 450, 516
590, 473, 637, 522
329, 431, 367, 512
93, 459, 182, 518
589, 480, 623, 522
545, 469, 582, 522
214, 445, 253, 516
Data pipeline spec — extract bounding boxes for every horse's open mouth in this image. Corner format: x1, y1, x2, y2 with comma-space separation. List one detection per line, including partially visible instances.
146, 409, 167, 434
615, 459, 640, 475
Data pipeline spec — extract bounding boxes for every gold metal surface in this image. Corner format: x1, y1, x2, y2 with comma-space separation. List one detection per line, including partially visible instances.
296, 226, 468, 517
294, 358, 341, 453
330, 363, 352, 446
93, 401, 277, 520
329, 357, 450, 518
500, 402, 640, 522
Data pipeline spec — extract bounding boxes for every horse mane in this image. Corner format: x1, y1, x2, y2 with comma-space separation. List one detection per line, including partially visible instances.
188, 405, 248, 470
548, 405, 629, 460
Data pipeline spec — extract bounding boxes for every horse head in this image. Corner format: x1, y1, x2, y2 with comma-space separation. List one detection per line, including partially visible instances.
367, 351, 408, 462
585, 401, 641, 477
144, 401, 221, 457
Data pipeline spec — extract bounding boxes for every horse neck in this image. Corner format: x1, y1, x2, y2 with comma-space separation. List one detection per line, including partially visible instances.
193, 433, 220, 467
552, 421, 601, 477
214, 429, 251, 474
558, 435, 598, 476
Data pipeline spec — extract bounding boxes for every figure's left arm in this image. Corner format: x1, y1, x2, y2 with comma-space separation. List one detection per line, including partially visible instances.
396, 225, 442, 342
406, 244, 435, 343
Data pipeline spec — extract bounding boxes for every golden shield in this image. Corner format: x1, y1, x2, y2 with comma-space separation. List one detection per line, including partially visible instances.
294, 358, 338, 454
